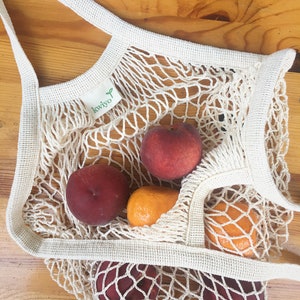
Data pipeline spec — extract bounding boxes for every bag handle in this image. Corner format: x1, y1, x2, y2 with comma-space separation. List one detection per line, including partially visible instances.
14, 233, 300, 283
57, 0, 128, 37
244, 48, 300, 211
57, 0, 269, 74
0, 0, 38, 86
1, 0, 41, 254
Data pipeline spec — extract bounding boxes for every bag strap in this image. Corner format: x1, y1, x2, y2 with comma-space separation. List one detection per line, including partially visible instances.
244, 48, 300, 212
16, 235, 300, 283
1, 0, 40, 251
0, 0, 38, 86
57, 0, 127, 37
57, 0, 268, 73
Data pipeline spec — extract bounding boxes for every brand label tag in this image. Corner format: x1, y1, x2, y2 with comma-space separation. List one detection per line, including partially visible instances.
81, 78, 123, 119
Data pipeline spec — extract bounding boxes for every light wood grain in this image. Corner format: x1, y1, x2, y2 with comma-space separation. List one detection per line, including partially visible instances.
0, 0, 300, 299
99, 0, 300, 66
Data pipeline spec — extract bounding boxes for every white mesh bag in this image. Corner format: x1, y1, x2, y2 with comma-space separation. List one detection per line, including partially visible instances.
2, 0, 300, 299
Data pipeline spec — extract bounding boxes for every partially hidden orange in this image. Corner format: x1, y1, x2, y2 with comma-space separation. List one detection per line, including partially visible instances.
127, 185, 179, 226
205, 202, 258, 257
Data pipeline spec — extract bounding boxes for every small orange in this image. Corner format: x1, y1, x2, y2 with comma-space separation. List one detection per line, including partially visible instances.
127, 185, 179, 226
205, 202, 258, 257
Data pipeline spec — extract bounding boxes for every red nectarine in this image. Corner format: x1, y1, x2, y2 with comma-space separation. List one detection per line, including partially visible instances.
202, 274, 265, 300
66, 164, 130, 226
140, 122, 202, 180
96, 261, 160, 299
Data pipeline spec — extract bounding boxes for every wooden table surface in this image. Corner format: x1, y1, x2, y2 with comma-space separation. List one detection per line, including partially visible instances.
0, 1, 300, 299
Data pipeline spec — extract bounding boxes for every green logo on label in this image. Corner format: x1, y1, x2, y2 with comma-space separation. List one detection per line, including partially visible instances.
106, 87, 114, 98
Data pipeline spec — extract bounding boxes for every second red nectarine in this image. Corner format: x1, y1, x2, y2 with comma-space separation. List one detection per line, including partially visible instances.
140, 122, 202, 180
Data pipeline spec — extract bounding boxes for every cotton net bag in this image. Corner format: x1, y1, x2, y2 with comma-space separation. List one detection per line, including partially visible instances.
2, 0, 300, 299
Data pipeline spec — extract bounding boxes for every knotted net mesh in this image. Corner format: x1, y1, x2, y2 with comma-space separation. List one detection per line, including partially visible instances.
22, 45, 292, 299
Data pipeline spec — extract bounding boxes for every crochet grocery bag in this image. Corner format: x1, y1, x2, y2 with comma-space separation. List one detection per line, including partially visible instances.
2, 0, 300, 299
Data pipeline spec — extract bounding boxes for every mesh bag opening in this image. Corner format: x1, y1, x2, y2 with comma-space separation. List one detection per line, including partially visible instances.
19, 45, 294, 298
23, 46, 261, 241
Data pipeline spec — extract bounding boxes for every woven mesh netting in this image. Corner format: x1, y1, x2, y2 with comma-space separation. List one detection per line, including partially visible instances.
46, 260, 266, 299
22, 45, 292, 299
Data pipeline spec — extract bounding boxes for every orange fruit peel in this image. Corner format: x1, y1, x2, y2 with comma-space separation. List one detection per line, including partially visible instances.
127, 185, 179, 226
205, 202, 258, 257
